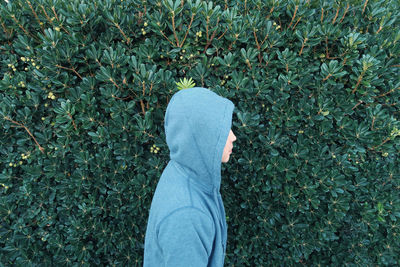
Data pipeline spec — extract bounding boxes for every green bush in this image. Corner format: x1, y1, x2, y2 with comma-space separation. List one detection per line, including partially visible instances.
1, 0, 399, 266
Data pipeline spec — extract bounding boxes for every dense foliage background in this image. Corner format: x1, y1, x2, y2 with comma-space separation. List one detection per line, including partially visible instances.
1, 0, 399, 266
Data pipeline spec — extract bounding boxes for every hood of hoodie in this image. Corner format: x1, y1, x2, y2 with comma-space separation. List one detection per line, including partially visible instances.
164, 87, 235, 193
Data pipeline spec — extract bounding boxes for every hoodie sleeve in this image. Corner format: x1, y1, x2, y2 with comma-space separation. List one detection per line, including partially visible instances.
157, 207, 215, 267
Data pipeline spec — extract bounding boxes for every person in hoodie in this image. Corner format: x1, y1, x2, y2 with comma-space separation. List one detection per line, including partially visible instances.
143, 87, 237, 267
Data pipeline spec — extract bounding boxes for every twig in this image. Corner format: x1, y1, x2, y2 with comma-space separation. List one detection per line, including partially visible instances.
374, 87, 399, 98
10, 15, 31, 37
160, 30, 176, 46
171, 11, 180, 46
113, 22, 131, 44
288, 5, 298, 29
4, 116, 45, 153
332, 6, 340, 24
339, 3, 349, 23
217, 27, 228, 40
108, 77, 120, 89
56, 64, 83, 80
67, 112, 77, 130
352, 101, 363, 110
370, 137, 390, 150
352, 72, 365, 94
51, 6, 70, 34
26, 0, 43, 31
362, 0, 368, 14
292, 16, 302, 30
180, 13, 195, 48
299, 37, 307, 56
322, 73, 331, 81
0, 18, 10, 37
320, 8, 324, 23
204, 18, 220, 53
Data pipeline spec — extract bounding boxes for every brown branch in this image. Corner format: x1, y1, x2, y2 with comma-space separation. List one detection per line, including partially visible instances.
374, 87, 399, 98
4, 116, 45, 153
113, 22, 131, 44
52, 6, 70, 35
292, 16, 302, 30
10, 15, 31, 37
204, 18, 220, 53
108, 77, 120, 89
0, 18, 10, 37
112, 95, 134, 101
320, 8, 324, 23
370, 137, 390, 151
339, 3, 349, 23
268, 5, 275, 19
171, 11, 180, 46
253, 28, 263, 64
352, 101, 363, 110
40, 5, 53, 23
146, 83, 154, 109
180, 13, 195, 48
140, 82, 146, 115
55, 64, 83, 80
376, 26, 383, 34
26, 0, 43, 31
322, 73, 332, 81
217, 27, 228, 40
299, 38, 307, 56
325, 36, 338, 59
362, 0, 368, 14
67, 112, 77, 130
352, 72, 365, 94
332, 6, 340, 24
390, 64, 400, 68
160, 30, 176, 46
288, 5, 298, 29
371, 116, 375, 130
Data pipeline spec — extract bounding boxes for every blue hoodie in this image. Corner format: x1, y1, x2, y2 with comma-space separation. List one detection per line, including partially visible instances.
143, 87, 235, 267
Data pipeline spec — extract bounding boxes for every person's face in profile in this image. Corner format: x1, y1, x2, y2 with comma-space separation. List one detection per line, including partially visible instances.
222, 129, 237, 163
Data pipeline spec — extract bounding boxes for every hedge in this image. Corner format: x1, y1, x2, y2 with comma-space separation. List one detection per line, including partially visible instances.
1, 0, 399, 266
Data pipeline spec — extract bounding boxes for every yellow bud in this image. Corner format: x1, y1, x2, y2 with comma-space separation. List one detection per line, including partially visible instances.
55, 27, 60, 32
21, 57, 26, 61
21, 153, 25, 157
9, 163, 13, 167
42, 117, 46, 121
51, 95, 56, 100
32, 62, 36, 66
25, 67, 28, 71
142, 31, 146, 35
5, 186, 8, 189
144, 22, 148, 27
45, 103, 49, 107
13, 163, 17, 167
19, 161, 23, 165
36, 66, 40, 69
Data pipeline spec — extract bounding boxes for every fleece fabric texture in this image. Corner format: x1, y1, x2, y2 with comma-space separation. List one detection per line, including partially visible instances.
143, 87, 235, 267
